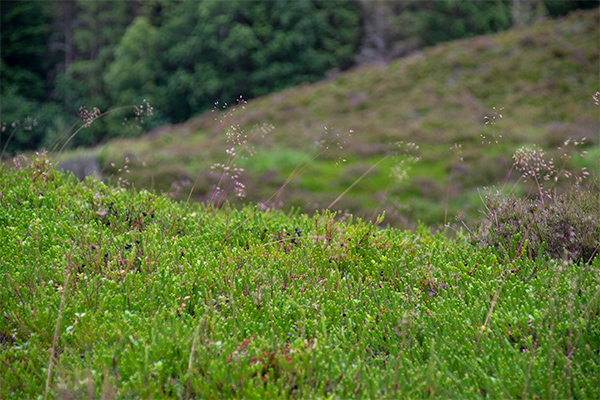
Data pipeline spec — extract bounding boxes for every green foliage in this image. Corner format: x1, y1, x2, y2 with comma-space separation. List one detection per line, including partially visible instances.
0, 1, 75, 154
59, 1, 140, 144
104, 17, 161, 112
2, 0, 363, 150
0, 0, 52, 100
1, 155, 599, 398
357, 0, 513, 62
155, 0, 362, 122
67, 0, 135, 101
4, 0, 597, 152
0, 90, 69, 154
357, 0, 598, 63
413, 0, 513, 46
543, 0, 600, 17
0, 1, 140, 150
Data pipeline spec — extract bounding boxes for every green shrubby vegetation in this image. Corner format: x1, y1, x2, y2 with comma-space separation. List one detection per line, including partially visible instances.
1, 153, 598, 398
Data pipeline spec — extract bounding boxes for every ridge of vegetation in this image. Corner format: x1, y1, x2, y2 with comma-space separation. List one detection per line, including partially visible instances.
51, 8, 599, 229
1, 153, 599, 398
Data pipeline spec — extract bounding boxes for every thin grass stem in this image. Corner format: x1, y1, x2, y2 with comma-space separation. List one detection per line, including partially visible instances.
327, 154, 389, 210
44, 241, 76, 400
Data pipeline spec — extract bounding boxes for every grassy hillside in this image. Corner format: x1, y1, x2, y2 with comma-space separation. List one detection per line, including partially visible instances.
56, 9, 599, 230
1, 155, 599, 398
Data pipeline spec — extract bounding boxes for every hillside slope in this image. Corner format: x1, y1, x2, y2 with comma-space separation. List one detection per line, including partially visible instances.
63, 9, 599, 229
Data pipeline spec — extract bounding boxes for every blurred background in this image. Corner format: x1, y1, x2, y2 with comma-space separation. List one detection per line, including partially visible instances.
1, 0, 599, 228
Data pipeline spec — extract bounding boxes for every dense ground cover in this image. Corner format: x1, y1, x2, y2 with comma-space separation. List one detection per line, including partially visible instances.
1, 156, 598, 398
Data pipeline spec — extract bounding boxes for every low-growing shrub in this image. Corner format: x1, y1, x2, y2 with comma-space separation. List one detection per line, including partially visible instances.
461, 95, 599, 264
475, 181, 600, 263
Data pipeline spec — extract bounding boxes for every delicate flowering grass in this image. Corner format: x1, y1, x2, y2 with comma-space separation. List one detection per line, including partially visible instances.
0, 117, 39, 160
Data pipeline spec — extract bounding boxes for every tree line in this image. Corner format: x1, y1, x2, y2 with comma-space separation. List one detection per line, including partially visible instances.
1, 0, 596, 153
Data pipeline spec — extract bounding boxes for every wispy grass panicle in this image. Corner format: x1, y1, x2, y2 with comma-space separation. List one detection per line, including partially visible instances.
389, 141, 420, 184
512, 145, 554, 201
482, 107, 507, 170
186, 96, 247, 205
208, 120, 274, 208
0, 117, 39, 160
53, 100, 153, 162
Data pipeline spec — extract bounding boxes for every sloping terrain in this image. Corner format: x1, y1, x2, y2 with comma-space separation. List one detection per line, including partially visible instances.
62, 9, 599, 229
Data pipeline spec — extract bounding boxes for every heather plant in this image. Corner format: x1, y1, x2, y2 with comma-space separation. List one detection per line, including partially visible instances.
475, 183, 599, 263
467, 94, 598, 264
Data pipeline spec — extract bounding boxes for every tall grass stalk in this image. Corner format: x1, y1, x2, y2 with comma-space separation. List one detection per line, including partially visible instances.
0, 117, 38, 160
44, 241, 76, 400
0, 126, 20, 161
186, 318, 203, 400
444, 143, 462, 225
328, 154, 389, 210
483, 107, 507, 170
54, 103, 152, 162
